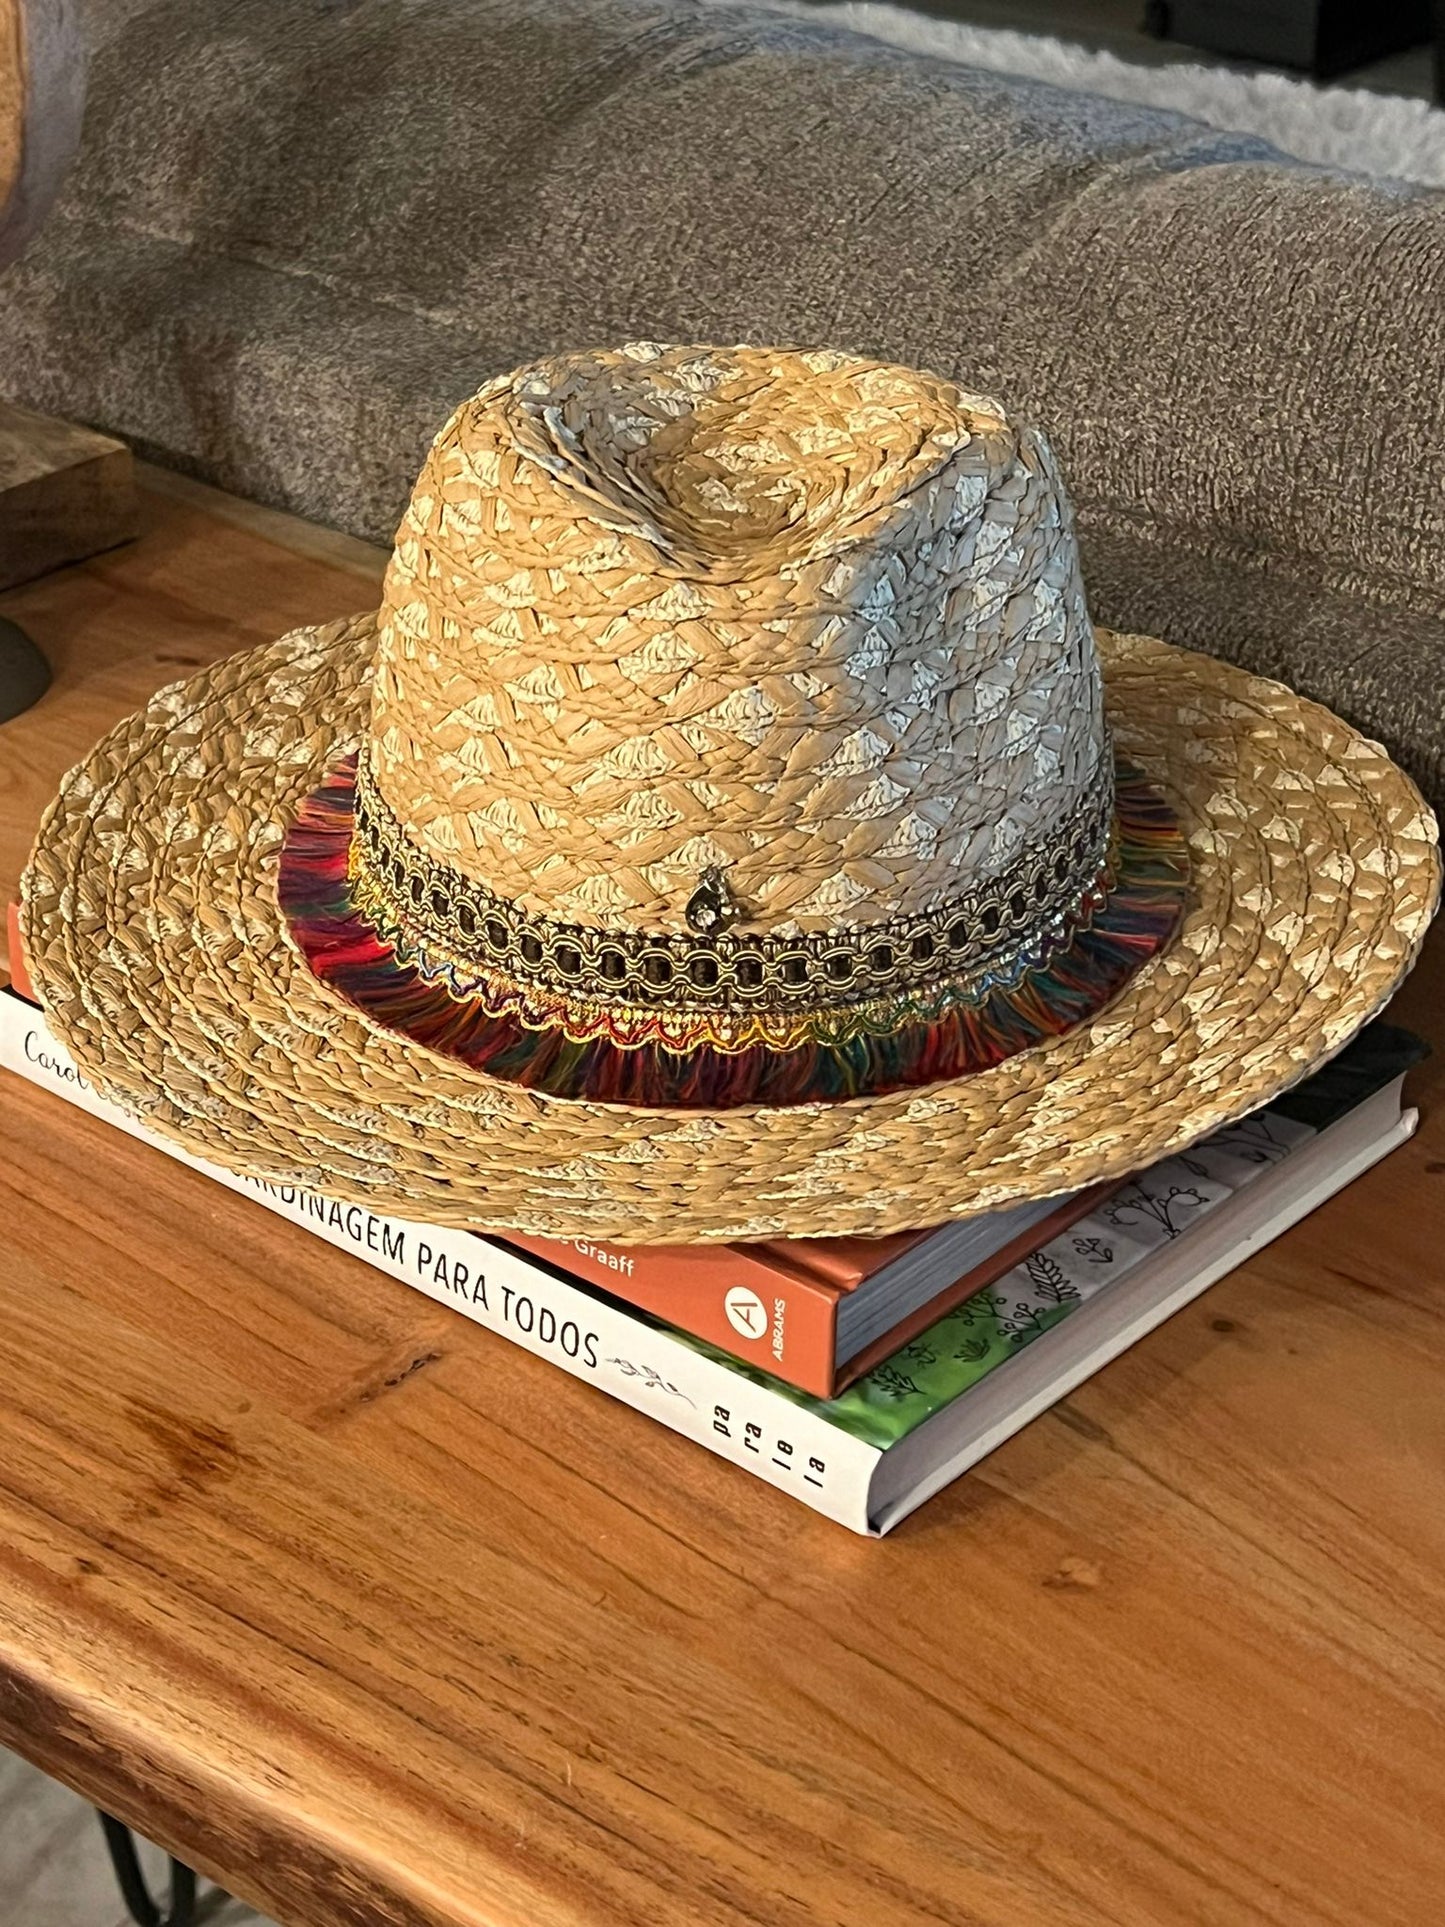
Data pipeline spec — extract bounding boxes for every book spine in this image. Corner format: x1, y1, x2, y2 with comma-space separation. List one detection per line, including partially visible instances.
503, 1230, 843, 1399
0, 989, 883, 1532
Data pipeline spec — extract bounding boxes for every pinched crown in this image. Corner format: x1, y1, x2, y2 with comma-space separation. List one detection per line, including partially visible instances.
366, 342, 1107, 937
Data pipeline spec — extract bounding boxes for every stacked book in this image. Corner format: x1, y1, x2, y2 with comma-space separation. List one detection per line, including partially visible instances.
0, 933, 1425, 1534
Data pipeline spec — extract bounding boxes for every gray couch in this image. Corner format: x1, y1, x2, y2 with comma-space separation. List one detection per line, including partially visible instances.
5, 0, 1444, 803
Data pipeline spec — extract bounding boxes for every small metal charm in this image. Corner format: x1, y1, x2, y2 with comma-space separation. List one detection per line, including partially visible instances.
685, 866, 741, 936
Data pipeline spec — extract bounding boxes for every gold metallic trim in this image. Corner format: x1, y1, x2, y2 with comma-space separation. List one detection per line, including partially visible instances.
350, 750, 1115, 1014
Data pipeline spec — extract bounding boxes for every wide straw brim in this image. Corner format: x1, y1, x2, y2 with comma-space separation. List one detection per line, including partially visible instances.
20, 617, 1440, 1243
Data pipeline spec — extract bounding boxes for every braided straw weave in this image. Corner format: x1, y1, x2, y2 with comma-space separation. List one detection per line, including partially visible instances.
20, 613, 1439, 1239
370, 344, 1103, 934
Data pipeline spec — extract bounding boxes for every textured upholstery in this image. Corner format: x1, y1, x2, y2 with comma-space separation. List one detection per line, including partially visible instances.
5, 0, 1443, 799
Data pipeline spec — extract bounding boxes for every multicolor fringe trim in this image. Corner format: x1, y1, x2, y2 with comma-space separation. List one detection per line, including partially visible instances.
278, 754, 1189, 1109
343, 848, 1114, 1055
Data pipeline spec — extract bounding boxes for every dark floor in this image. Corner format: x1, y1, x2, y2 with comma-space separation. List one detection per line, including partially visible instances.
795, 0, 1439, 97
1, 1747, 275, 1925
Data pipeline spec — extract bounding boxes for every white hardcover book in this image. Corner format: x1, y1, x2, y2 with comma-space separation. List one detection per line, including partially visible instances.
0, 986, 1418, 1535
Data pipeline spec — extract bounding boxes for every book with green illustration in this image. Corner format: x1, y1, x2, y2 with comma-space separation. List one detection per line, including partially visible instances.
644, 1019, 1428, 1455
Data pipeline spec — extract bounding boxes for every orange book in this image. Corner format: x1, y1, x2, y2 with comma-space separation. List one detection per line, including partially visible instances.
503, 1182, 1112, 1399
5, 901, 33, 1002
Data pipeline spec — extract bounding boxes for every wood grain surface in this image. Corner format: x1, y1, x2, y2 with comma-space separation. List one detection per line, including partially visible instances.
2, 473, 1444, 1927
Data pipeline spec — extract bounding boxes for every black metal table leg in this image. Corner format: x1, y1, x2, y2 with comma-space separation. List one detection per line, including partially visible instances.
0, 616, 52, 724
97, 1812, 199, 1927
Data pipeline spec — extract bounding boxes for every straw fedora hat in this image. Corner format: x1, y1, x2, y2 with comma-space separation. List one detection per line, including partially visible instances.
20, 343, 1440, 1241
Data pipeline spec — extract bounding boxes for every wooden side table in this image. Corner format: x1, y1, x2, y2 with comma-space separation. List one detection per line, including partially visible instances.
2, 469, 1445, 1926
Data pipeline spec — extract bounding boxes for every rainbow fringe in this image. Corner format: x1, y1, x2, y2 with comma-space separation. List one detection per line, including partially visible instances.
279, 756, 1189, 1109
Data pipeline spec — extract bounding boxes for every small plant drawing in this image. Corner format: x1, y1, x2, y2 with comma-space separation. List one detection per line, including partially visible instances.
1208, 1115, 1294, 1164
903, 1341, 939, 1368
954, 1293, 1000, 1329
1103, 1183, 1211, 1241
1021, 1250, 1080, 1305
606, 1358, 695, 1406
871, 1365, 923, 1401
997, 1301, 1051, 1343
1072, 1236, 1115, 1266
952, 1335, 992, 1364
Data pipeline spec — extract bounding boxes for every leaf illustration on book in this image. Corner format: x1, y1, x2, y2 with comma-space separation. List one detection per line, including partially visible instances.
954, 1292, 1000, 1329
903, 1341, 939, 1368
870, 1365, 923, 1402
1072, 1236, 1115, 1265
1102, 1184, 1211, 1240
999, 1301, 1051, 1343
1206, 1115, 1294, 1164
605, 1358, 695, 1406
952, 1335, 992, 1364
1021, 1250, 1080, 1304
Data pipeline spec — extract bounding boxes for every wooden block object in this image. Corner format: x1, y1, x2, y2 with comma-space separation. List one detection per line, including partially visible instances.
0, 400, 138, 589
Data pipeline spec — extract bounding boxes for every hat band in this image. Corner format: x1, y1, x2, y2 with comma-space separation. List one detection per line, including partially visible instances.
347, 747, 1116, 1019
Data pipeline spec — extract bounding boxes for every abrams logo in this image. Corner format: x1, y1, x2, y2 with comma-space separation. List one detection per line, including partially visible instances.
724, 1286, 786, 1362
724, 1287, 768, 1340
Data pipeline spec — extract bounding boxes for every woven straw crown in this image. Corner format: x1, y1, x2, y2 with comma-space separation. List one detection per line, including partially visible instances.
367, 342, 1107, 937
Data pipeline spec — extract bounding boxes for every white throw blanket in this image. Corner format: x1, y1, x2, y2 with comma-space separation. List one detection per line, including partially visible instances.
736, 1, 1445, 188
